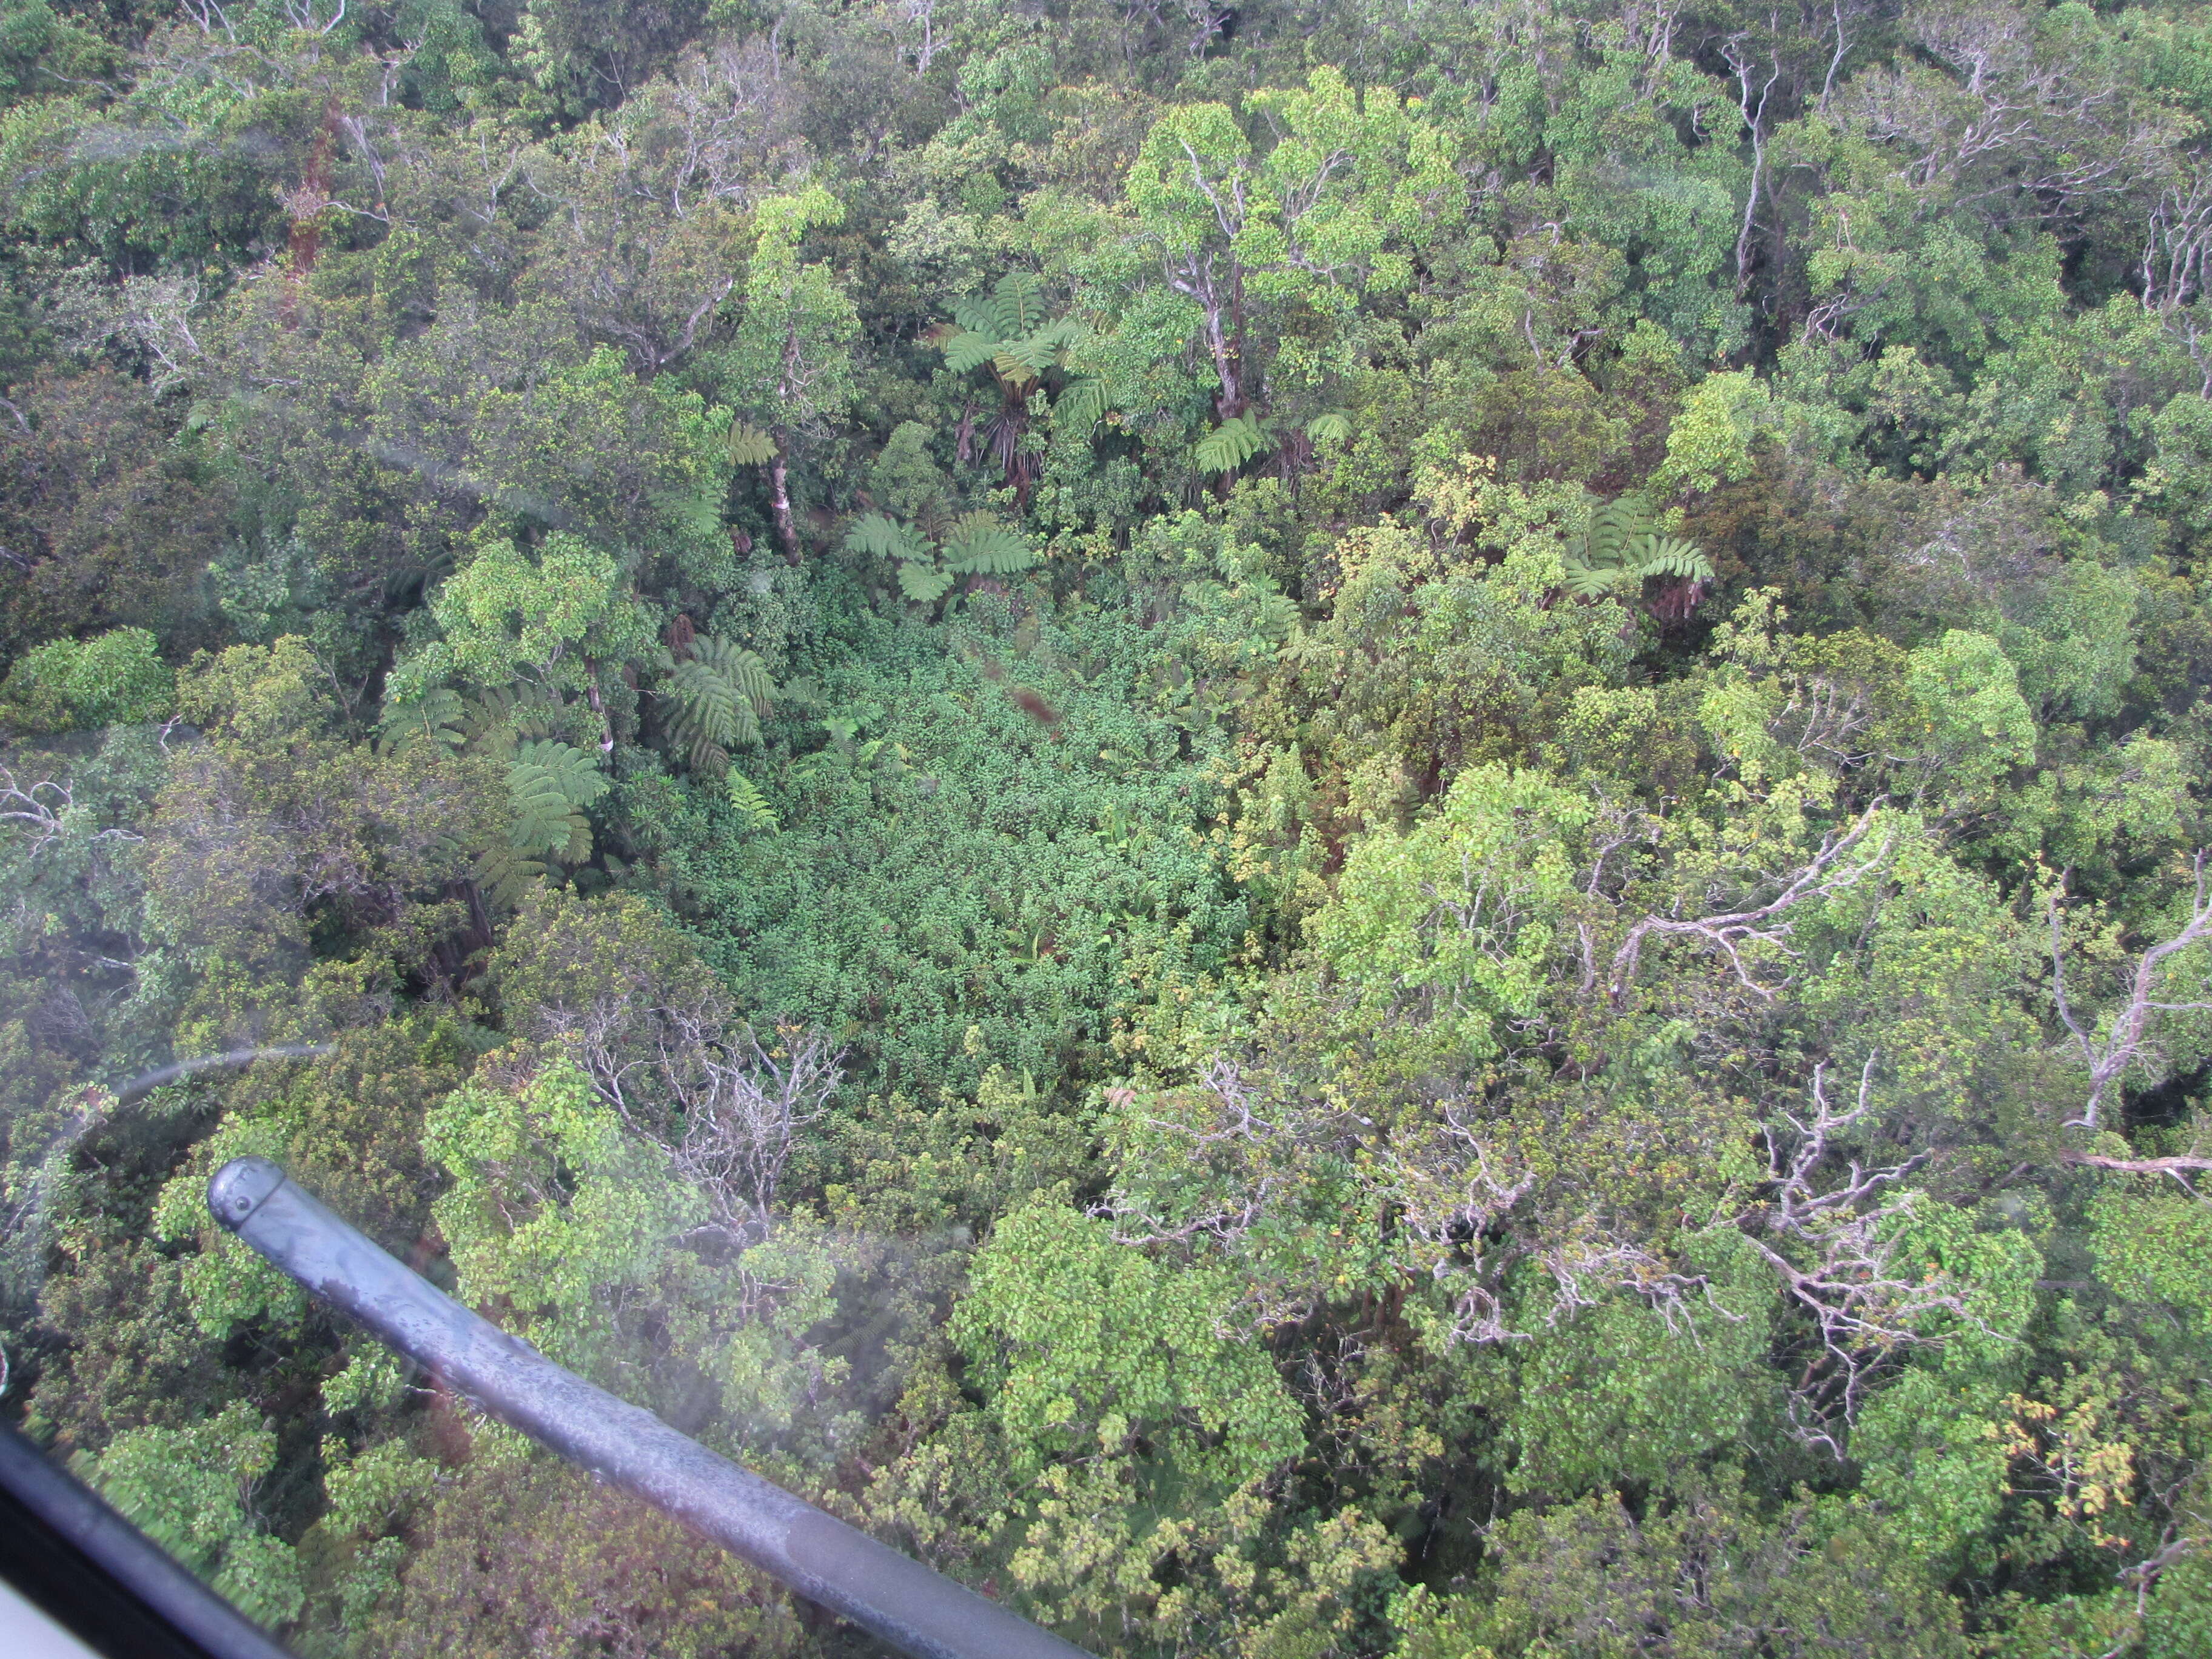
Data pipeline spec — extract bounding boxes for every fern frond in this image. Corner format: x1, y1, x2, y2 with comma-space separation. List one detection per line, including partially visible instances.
1560, 560, 1627, 599
474, 837, 549, 913
508, 740, 605, 863
461, 685, 561, 758
662, 637, 772, 773
692, 637, 774, 716
1628, 534, 1715, 585
1031, 317, 1082, 355
942, 332, 1000, 374
667, 661, 740, 773
843, 511, 930, 562
899, 560, 955, 602
989, 270, 1045, 337
1304, 409, 1354, 446
941, 514, 1037, 575
375, 688, 464, 755
725, 768, 779, 831
1578, 491, 1660, 571
1195, 412, 1272, 475
951, 297, 999, 337
728, 421, 777, 466
1055, 377, 1107, 431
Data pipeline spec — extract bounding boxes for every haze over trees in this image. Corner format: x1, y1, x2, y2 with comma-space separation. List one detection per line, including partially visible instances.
4, 1, 2212, 1654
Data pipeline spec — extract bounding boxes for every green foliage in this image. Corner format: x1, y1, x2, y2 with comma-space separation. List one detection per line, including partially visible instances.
1195, 412, 1272, 477
0, 626, 173, 730
661, 636, 774, 774
508, 740, 608, 863
724, 768, 777, 833
15, 8, 2212, 1654
845, 511, 1037, 602
953, 1194, 1304, 1486
78, 1401, 305, 1627
1563, 491, 1716, 599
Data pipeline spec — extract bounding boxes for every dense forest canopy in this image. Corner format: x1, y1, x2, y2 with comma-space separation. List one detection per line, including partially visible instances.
4, 0, 2212, 1653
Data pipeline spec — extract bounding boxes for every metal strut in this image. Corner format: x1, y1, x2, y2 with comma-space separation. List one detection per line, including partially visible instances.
209, 1157, 1093, 1659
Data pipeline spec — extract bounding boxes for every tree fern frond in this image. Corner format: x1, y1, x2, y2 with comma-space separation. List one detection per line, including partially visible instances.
942, 332, 1000, 374
460, 685, 562, 758
667, 660, 740, 773
1629, 534, 1715, 585
1055, 377, 1107, 431
692, 637, 774, 716
843, 512, 930, 562
1195, 412, 1272, 475
1578, 491, 1660, 570
508, 741, 603, 863
728, 421, 777, 466
726, 768, 779, 831
661, 637, 772, 774
1304, 409, 1354, 446
990, 270, 1045, 337
515, 739, 610, 808
375, 688, 464, 755
991, 349, 1044, 389
941, 515, 1037, 575
1560, 561, 1627, 599
899, 560, 955, 602
951, 297, 998, 337
475, 837, 549, 913
1031, 317, 1082, 355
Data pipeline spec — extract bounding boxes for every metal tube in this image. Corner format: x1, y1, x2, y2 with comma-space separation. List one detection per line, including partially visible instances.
209, 1157, 1093, 1659
0, 1419, 299, 1659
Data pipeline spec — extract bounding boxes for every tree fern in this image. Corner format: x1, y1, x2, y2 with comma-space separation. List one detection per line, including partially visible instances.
941, 514, 1037, 575
375, 688, 464, 755
843, 512, 930, 563
1055, 377, 1108, 432
662, 635, 774, 775
1195, 412, 1272, 475
474, 837, 549, 913
725, 767, 778, 832
1575, 491, 1659, 570
1304, 409, 1355, 446
461, 685, 562, 758
944, 273, 1071, 390
898, 560, 955, 602
508, 739, 607, 863
727, 421, 777, 466
1562, 490, 1714, 598
942, 330, 1002, 375
1627, 534, 1715, 585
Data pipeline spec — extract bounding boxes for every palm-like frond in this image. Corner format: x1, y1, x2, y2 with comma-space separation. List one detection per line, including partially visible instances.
460, 685, 562, 760
1577, 491, 1660, 571
474, 837, 549, 913
1561, 491, 1712, 599
1195, 412, 1272, 475
1304, 409, 1355, 446
1562, 562, 1630, 599
978, 270, 1045, 338
1629, 534, 1715, 584
945, 273, 1064, 387
942, 332, 1001, 375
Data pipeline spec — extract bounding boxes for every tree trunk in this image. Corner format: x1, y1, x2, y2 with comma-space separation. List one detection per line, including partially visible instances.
768, 442, 800, 565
